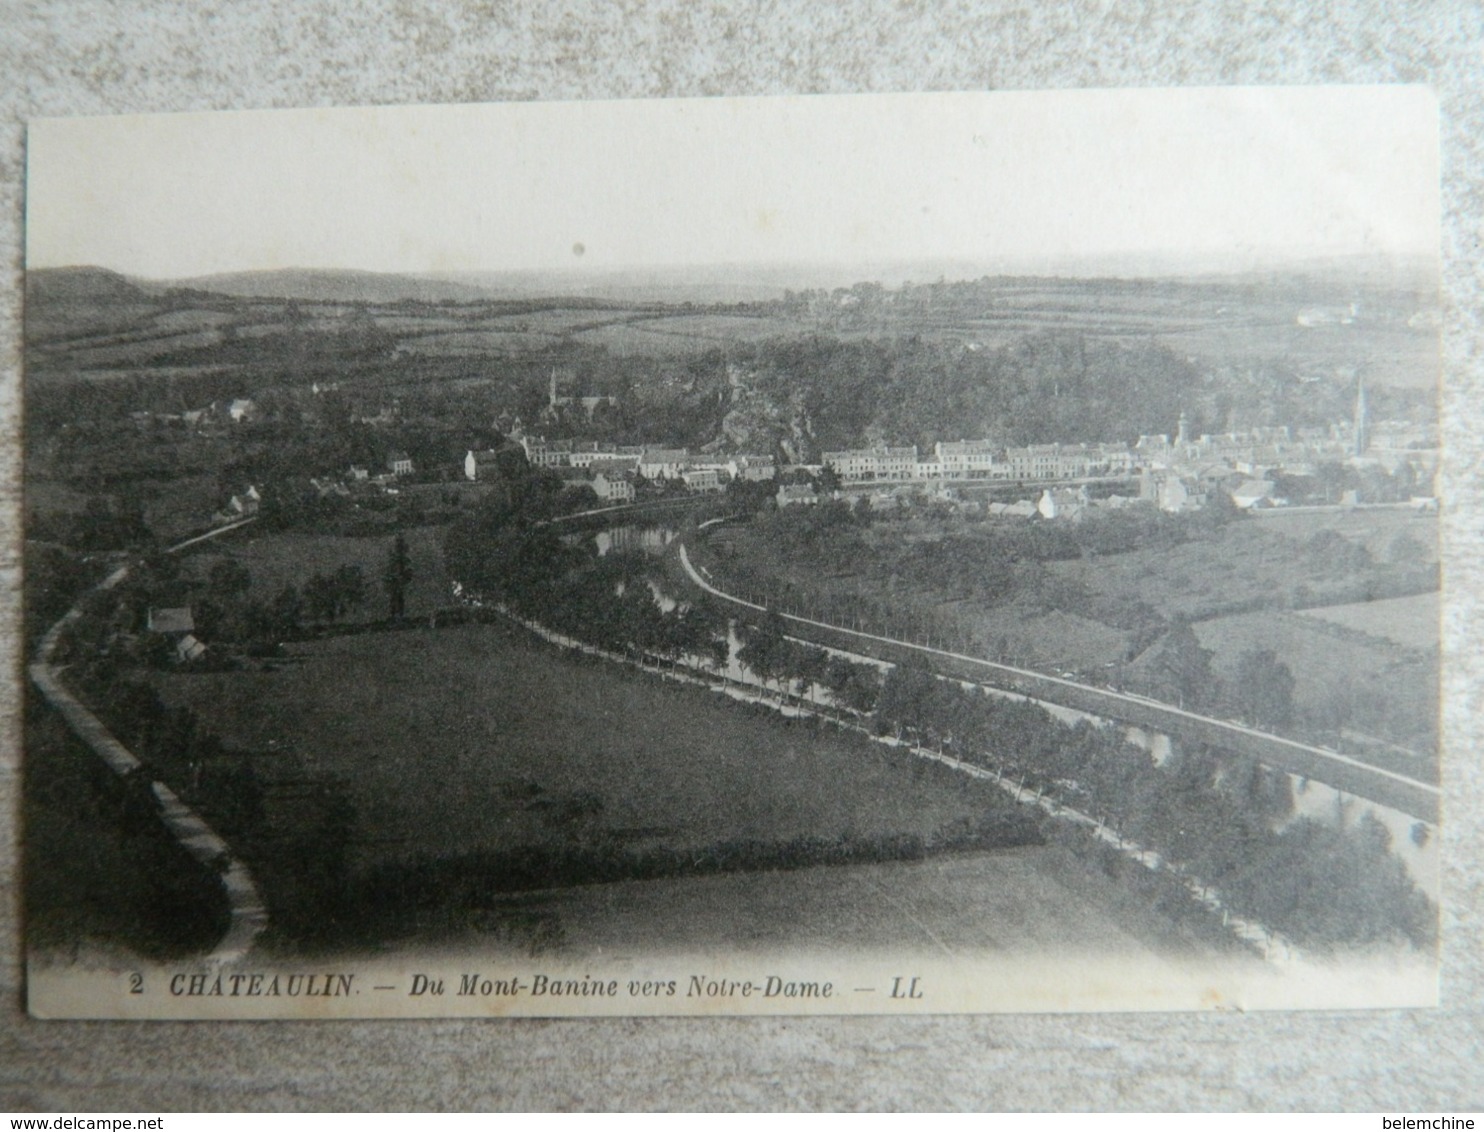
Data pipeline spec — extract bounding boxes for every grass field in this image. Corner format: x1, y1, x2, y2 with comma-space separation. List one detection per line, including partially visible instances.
715, 506, 1439, 757
1297, 591, 1441, 651
153, 621, 1028, 874
1192, 609, 1438, 757
397, 330, 560, 355
1050, 512, 1437, 621
188, 527, 450, 620
572, 314, 813, 356
391, 841, 1251, 963
1252, 507, 1438, 562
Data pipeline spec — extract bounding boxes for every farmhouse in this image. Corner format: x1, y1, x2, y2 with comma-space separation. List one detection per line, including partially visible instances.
175, 634, 208, 663
225, 398, 257, 424
387, 451, 414, 477
147, 607, 195, 635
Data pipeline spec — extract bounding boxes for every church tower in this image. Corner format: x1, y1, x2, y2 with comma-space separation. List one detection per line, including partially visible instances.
1176, 410, 1190, 447
1353, 379, 1369, 457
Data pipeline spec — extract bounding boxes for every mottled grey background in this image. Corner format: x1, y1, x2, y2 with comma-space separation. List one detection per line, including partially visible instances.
0, 0, 1479, 1111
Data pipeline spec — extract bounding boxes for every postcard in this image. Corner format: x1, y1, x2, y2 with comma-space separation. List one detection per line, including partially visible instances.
23, 89, 1441, 1017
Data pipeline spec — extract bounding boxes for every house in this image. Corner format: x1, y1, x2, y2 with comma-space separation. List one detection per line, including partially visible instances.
388, 451, 414, 477
225, 398, 257, 424
988, 499, 1037, 518
147, 607, 195, 634
822, 445, 918, 483
309, 476, 350, 498
1157, 476, 1192, 513
175, 634, 208, 663
727, 455, 777, 482
465, 448, 504, 481
521, 436, 573, 468
347, 465, 370, 482
934, 439, 1000, 479
569, 441, 644, 469
776, 484, 819, 507
681, 468, 722, 493
1036, 487, 1088, 521
638, 449, 691, 480
592, 470, 636, 503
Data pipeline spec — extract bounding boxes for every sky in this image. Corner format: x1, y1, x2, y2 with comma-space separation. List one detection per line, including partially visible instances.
25, 87, 1440, 281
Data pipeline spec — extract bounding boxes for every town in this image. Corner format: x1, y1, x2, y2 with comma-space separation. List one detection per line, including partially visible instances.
171, 370, 1437, 530
22, 262, 1442, 988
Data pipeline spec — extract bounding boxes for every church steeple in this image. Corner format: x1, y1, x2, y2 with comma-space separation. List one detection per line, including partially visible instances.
1176, 410, 1190, 446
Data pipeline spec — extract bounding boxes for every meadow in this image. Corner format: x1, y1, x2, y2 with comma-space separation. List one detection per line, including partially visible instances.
1192, 608, 1438, 759
153, 620, 1032, 875
1297, 590, 1440, 650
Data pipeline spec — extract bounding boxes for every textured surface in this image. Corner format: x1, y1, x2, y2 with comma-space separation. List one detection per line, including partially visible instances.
1, 0, 1481, 1111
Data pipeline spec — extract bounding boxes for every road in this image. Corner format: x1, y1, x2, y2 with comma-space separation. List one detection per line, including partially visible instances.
29, 518, 268, 963
676, 540, 1440, 824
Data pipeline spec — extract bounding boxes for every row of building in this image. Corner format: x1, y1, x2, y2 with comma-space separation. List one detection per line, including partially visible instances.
818, 402, 1438, 490
462, 437, 780, 503
820, 440, 1140, 484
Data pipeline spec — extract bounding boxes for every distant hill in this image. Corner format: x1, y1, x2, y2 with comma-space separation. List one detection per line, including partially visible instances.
25, 266, 162, 341
160, 267, 499, 304
27, 265, 152, 306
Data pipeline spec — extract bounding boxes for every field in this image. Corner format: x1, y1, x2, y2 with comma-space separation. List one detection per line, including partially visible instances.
1251, 507, 1439, 562
153, 621, 1029, 873
187, 527, 451, 620
1050, 509, 1438, 620
397, 330, 562, 355
1192, 608, 1438, 758
572, 314, 813, 355
392, 841, 1251, 963
714, 505, 1439, 757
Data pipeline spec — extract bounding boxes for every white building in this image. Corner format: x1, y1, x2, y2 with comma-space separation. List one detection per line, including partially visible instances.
638, 448, 691, 480
822, 445, 919, 483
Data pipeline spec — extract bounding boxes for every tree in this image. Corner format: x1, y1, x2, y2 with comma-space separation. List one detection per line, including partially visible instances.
302, 566, 367, 622
207, 558, 253, 602
269, 584, 303, 635
1150, 621, 1216, 710
302, 574, 340, 623
1387, 530, 1428, 566
1232, 648, 1296, 730
383, 535, 414, 618
333, 565, 368, 619
737, 610, 788, 688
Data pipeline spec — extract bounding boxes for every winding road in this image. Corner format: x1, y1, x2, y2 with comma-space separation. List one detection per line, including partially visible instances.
29, 519, 268, 963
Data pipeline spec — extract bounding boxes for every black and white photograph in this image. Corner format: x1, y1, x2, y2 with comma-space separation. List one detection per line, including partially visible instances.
21, 88, 1442, 1018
